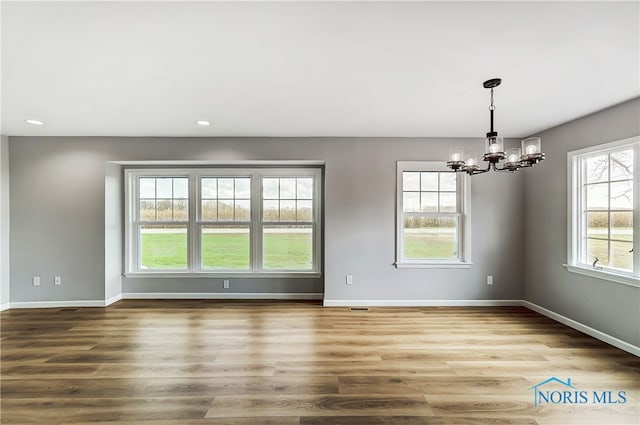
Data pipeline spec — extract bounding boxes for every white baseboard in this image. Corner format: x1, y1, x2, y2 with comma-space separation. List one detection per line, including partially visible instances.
323, 299, 521, 307
9, 294, 123, 309
105, 293, 123, 306
5, 292, 322, 309
521, 300, 640, 357
9, 299, 109, 309
123, 292, 324, 300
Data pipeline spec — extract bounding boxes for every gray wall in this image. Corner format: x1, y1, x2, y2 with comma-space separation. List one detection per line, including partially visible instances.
523, 97, 640, 347
1, 135, 9, 309
8, 136, 525, 303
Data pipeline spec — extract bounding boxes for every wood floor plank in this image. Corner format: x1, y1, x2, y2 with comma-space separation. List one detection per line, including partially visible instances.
206, 394, 433, 417
447, 360, 640, 379
425, 394, 539, 417
379, 349, 548, 362
1, 364, 100, 379
92, 362, 276, 378
89, 341, 247, 351
1, 376, 339, 398
299, 417, 538, 425
338, 376, 531, 395
274, 361, 456, 376
215, 350, 383, 362
0, 397, 213, 423
60, 419, 299, 425
44, 350, 221, 364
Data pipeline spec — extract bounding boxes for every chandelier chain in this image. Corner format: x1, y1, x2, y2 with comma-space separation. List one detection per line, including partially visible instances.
489, 88, 495, 111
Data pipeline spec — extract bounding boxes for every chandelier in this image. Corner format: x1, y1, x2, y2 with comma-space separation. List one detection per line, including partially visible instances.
447, 78, 545, 175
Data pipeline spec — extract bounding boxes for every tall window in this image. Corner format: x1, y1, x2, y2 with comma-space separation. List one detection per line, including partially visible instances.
200, 177, 251, 270
125, 168, 322, 276
262, 177, 314, 270
396, 161, 470, 268
138, 177, 189, 270
567, 136, 639, 286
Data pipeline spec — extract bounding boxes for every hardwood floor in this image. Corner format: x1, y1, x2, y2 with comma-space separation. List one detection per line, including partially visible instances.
1, 301, 638, 425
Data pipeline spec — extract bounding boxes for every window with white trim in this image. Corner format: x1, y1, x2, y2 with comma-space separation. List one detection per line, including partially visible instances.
567, 136, 639, 286
396, 161, 471, 268
125, 168, 322, 276
138, 176, 189, 270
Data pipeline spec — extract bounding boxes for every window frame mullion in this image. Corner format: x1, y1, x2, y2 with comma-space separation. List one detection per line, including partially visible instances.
633, 142, 640, 277
190, 172, 199, 273
252, 172, 262, 273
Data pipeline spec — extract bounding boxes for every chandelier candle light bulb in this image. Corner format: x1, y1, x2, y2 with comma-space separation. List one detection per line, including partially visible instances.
505, 148, 522, 171
463, 155, 480, 173
524, 138, 540, 155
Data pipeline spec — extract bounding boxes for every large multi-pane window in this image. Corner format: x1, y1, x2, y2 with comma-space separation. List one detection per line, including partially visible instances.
396, 161, 470, 267
126, 168, 321, 275
567, 137, 639, 285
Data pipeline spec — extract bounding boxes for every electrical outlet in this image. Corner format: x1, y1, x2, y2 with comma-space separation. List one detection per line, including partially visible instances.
223, 280, 230, 289
32, 276, 40, 286
54, 276, 62, 286
346, 275, 353, 285
487, 275, 493, 285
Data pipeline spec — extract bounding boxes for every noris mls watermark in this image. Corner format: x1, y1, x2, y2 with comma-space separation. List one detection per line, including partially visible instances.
529, 377, 627, 407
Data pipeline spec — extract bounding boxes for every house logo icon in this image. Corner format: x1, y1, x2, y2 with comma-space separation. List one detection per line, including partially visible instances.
529, 377, 576, 407
528, 377, 627, 407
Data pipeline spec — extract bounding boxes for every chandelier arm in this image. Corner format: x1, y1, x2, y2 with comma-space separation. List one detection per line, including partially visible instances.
493, 165, 518, 173
472, 168, 490, 175
469, 163, 491, 175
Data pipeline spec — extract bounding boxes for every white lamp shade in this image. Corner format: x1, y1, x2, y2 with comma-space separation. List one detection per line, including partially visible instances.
522, 137, 541, 155
449, 147, 464, 162
485, 136, 504, 154
506, 148, 522, 165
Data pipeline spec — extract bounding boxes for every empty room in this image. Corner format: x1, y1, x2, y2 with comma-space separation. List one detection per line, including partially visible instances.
0, 1, 638, 424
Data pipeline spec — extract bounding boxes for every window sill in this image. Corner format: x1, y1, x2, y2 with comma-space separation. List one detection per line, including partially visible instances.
563, 264, 639, 288
124, 272, 322, 279
395, 262, 473, 269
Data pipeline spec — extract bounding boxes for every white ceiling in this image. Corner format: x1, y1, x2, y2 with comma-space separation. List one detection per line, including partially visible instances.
1, 1, 638, 138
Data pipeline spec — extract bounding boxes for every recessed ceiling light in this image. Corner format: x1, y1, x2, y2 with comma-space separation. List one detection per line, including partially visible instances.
25, 119, 45, 126
196, 120, 211, 127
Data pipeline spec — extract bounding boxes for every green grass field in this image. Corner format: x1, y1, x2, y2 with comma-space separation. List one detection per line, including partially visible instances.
140, 229, 633, 270
140, 232, 312, 270
586, 237, 633, 270
403, 232, 457, 259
